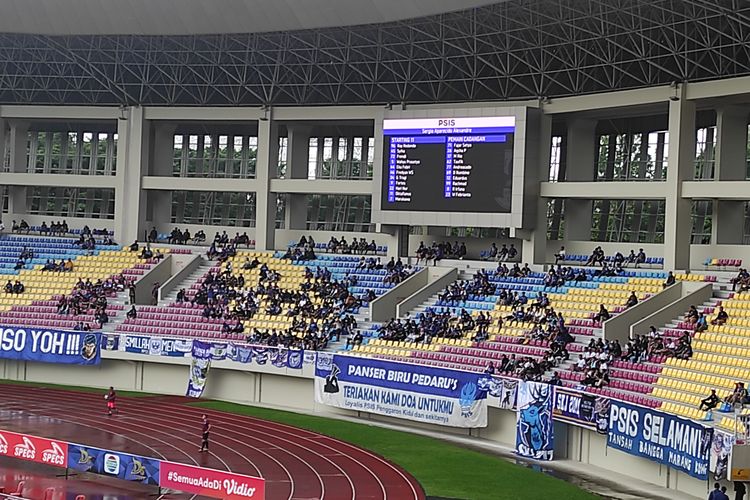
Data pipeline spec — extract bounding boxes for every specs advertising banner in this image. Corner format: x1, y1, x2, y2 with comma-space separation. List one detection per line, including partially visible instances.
67, 443, 160, 485
0, 326, 100, 365
607, 400, 713, 480
0, 429, 67, 467
552, 386, 610, 434
314, 353, 488, 428
0, 428, 264, 500
516, 381, 554, 460
159, 461, 265, 500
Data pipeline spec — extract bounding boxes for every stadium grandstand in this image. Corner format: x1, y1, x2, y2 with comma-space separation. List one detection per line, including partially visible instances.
1, 1, 750, 499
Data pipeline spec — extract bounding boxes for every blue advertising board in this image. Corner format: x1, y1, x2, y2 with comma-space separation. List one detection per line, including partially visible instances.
0, 326, 100, 365
314, 353, 487, 427
552, 386, 610, 434
67, 443, 160, 485
608, 400, 713, 479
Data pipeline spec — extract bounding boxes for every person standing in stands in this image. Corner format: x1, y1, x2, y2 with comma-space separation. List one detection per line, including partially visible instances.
105, 386, 118, 416
735, 481, 746, 500
199, 414, 211, 452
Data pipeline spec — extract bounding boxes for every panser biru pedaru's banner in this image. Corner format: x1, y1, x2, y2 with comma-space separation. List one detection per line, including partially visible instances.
314, 354, 487, 427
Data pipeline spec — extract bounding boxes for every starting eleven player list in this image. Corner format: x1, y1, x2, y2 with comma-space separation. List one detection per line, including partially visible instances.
386, 135, 508, 203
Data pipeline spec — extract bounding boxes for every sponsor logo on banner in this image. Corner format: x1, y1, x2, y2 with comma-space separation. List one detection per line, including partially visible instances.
0, 430, 68, 466
0, 326, 100, 365
159, 461, 265, 500
314, 354, 487, 428
607, 400, 713, 479
104, 453, 120, 474
67, 444, 160, 485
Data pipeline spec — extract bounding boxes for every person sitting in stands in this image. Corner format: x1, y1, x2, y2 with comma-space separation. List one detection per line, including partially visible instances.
695, 312, 709, 333
176, 288, 186, 303
725, 383, 748, 406
14, 258, 24, 270
593, 304, 610, 323
663, 271, 676, 288
635, 248, 647, 268
64, 259, 74, 272
548, 372, 562, 386
498, 244, 509, 261
126, 306, 137, 319
12, 281, 25, 294
484, 242, 498, 261
18, 220, 29, 234
140, 246, 154, 259
684, 305, 699, 324
507, 244, 518, 261
4, 280, 13, 294
554, 246, 566, 265
193, 230, 206, 243
711, 306, 729, 326
129, 240, 139, 252
625, 291, 639, 308
39, 221, 49, 234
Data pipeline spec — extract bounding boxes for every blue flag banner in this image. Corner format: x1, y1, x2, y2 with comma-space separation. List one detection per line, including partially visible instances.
314, 354, 488, 428
186, 340, 214, 398
516, 381, 554, 460
0, 326, 100, 365
552, 387, 610, 434
67, 443, 160, 485
607, 400, 713, 479
225, 344, 304, 369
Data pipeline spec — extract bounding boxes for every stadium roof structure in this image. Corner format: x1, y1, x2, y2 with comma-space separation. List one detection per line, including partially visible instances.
0, 0, 748, 107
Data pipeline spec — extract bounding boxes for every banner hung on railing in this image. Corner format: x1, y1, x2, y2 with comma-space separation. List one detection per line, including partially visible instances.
478, 375, 518, 409
607, 400, 713, 480
186, 340, 216, 398
516, 381, 554, 460
314, 353, 488, 428
119, 335, 193, 357
552, 386, 610, 433
67, 443, 160, 485
0, 326, 100, 365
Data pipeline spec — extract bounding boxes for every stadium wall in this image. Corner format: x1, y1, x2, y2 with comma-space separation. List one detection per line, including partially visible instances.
0, 354, 708, 499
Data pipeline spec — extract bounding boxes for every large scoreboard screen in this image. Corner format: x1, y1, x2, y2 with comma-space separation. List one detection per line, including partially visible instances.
381, 116, 515, 213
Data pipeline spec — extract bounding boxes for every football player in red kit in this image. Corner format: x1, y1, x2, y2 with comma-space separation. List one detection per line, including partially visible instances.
105, 386, 118, 416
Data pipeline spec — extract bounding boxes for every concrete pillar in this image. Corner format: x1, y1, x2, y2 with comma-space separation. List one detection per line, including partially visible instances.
715, 200, 745, 245
564, 118, 597, 240
8, 121, 28, 173
255, 117, 278, 250
715, 106, 749, 181
286, 126, 311, 179
148, 123, 177, 231
0, 118, 6, 172
522, 111, 551, 266
663, 91, 695, 270
7, 121, 29, 216
285, 194, 307, 230
114, 107, 148, 244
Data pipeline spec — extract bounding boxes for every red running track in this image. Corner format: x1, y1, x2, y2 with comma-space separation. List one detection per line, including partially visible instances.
0, 385, 424, 500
